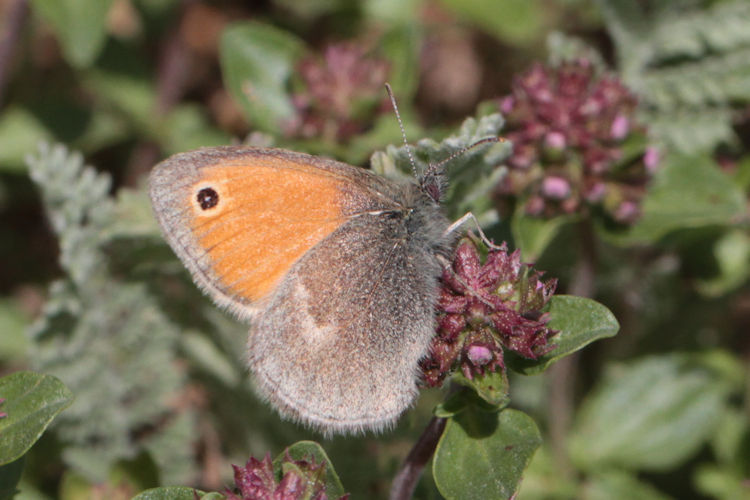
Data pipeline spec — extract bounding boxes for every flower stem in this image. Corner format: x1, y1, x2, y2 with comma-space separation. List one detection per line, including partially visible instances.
389, 416, 447, 500
0, 0, 28, 107
548, 217, 597, 473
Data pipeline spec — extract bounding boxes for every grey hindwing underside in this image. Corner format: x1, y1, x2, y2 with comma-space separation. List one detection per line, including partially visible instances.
247, 211, 445, 434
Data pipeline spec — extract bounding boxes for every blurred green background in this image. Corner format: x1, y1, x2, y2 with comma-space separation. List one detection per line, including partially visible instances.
0, 0, 748, 499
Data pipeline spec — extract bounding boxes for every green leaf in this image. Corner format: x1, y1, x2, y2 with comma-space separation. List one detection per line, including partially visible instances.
436, 0, 544, 43
0, 300, 29, 362
163, 105, 231, 155
84, 68, 158, 139
512, 212, 576, 262
131, 487, 211, 500
435, 388, 504, 418
434, 391, 470, 418
514, 445, 579, 500
454, 368, 510, 408
273, 441, 347, 500
506, 295, 619, 375
433, 408, 542, 499
599, 0, 750, 153
696, 229, 750, 297
371, 113, 511, 224
0, 457, 24, 500
694, 463, 750, 500
379, 25, 421, 100
709, 408, 749, 465
0, 371, 74, 465
582, 470, 671, 500
0, 107, 53, 172
220, 22, 304, 133
568, 353, 736, 471
30, 0, 114, 67
605, 154, 746, 245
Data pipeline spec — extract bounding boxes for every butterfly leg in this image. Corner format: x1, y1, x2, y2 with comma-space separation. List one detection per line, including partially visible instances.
443, 211, 502, 250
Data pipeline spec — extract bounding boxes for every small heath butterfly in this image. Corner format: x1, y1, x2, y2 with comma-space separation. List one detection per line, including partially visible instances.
149, 87, 498, 434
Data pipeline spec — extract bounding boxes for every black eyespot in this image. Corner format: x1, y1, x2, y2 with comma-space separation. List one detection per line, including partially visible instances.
197, 187, 219, 210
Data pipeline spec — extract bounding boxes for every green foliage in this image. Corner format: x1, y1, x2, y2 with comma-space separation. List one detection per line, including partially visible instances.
581, 470, 672, 500
131, 487, 210, 500
0, 371, 72, 500
696, 229, 750, 296
605, 153, 746, 244
274, 441, 347, 499
436, 0, 545, 43
568, 352, 740, 471
511, 212, 576, 262
506, 295, 620, 375
371, 113, 511, 225
26, 144, 196, 484
220, 22, 304, 134
0, 108, 53, 172
3, 1, 748, 499
0, 301, 29, 363
30, 0, 114, 67
599, 0, 750, 153
0, 458, 24, 500
0, 372, 73, 465
433, 408, 542, 499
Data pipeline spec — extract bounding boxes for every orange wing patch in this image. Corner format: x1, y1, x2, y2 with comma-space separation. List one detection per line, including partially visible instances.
189, 156, 346, 302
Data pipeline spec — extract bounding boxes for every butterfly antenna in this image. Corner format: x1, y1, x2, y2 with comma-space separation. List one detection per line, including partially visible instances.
385, 83, 419, 178
430, 136, 505, 173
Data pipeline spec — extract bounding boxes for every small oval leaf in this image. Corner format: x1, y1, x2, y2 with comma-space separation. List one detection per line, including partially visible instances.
30, 0, 114, 67
506, 295, 619, 375
131, 486, 211, 500
273, 441, 347, 500
220, 22, 303, 133
0, 371, 74, 465
512, 212, 577, 262
433, 408, 542, 500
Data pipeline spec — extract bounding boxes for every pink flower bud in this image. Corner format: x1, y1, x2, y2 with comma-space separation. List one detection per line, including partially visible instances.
614, 200, 639, 223
584, 181, 606, 202
541, 176, 571, 200
610, 114, 630, 140
544, 131, 566, 150
525, 195, 545, 215
644, 146, 660, 173
500, 96, 515, 114
467, 344, 493, 366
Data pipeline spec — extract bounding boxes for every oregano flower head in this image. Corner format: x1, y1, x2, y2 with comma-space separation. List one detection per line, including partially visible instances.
286, 43, 390, 142
421, 238, 557, 388
227, 452, 349, 500
496, 59, 658, 224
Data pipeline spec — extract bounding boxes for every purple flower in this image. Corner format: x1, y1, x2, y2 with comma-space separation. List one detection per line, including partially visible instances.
467, 344, 493, 366
227, 452, 349, 500
286, 43, 390, 143
610, 114, 630, 140
541, 176, 571, 200
544, 131, 566, 150
421, 238, 557, 387
496, 60, 658, 224
613, 200, 640, 224
644, 146, 661, 173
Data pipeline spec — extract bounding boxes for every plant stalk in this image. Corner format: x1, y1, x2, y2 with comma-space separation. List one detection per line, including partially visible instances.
389, 416, 447, 500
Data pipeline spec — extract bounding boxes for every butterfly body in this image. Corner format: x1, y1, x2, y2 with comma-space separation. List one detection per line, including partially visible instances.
150, 146, 453, 434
